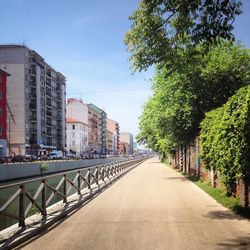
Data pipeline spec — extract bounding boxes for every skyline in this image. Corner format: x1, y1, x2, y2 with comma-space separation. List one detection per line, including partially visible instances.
0, 0, 249, 137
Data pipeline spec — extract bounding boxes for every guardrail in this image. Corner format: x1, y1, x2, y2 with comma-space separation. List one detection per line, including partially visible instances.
0, 157, 147, 231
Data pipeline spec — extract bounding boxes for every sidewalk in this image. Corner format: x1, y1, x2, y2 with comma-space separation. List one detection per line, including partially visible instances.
21, 157, 250, 250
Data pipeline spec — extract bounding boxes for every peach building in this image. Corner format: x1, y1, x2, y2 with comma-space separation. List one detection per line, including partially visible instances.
107, 118, 120, 155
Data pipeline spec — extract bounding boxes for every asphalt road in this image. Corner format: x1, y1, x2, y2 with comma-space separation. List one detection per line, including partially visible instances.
21, 157, 250, 250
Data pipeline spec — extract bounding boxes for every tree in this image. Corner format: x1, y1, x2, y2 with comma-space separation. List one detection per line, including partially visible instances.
137, 41, 250, 154
124, 0, 242, 71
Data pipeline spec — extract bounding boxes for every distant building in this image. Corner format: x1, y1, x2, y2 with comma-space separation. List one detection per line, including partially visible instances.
87, 104, 107, 155
119, 141, 129, 156
106, 130, 114, 155
120, 132, 133, 155
0, 69, 10, 157
87, 104, 99, 154
66, 98, 88, 153
0, 45, 66, 156
66, 118, 88, 154
133, 142, 138, 152
107, 118, 120, 155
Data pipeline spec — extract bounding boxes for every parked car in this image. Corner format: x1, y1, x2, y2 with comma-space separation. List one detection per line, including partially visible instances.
47, 150, 63, 160
11, 155, 28, 163
25, 154, 37, 162
38, 155, 48, 161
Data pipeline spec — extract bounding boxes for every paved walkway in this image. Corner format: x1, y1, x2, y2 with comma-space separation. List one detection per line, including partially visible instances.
21, 158, 250, 250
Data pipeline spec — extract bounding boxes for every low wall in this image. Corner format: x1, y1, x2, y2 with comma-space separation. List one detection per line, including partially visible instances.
0, 157, 129, 182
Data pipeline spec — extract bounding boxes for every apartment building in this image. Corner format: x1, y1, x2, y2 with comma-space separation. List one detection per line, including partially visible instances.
66, 98, 88, 154
106, 130, 114, 155
0, 69, 10, 157
120, 132, 133, 155
87, 104, 99, 153
87, 104, 107, 155
107, 118, 120, 155
0, 45, 66, 156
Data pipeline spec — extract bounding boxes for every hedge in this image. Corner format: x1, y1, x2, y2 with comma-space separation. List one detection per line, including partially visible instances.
200, 85, 250, 193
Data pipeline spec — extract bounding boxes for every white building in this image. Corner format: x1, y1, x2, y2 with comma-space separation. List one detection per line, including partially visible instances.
66, 118, 88, 154
66, 98, 89, 154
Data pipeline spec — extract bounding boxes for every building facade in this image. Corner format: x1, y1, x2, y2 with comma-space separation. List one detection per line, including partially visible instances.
87, 104, 99, 154
120, 132, 133, 155
66, 98, 88, 152
107, 118, 120, 155
119, 141, 129, 156
0, 45, 66, 156
106, 130, 114, 155
0, 69, 10, 157
66, 118, 88, 155
87, 104, 107, 155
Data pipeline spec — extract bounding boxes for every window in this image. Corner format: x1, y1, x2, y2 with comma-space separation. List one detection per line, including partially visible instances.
0, 108, 2, 117
0, 75, 2, 84
0, 90, 2, 100
72, 124, 75, 130
0, 126, 2, 136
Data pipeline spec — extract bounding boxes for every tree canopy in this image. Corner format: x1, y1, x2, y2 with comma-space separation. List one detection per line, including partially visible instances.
125, 0, 242, 71
137, 41, 250, 152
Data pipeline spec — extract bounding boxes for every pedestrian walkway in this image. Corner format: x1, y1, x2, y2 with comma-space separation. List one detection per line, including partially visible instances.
21, 158, 250, 250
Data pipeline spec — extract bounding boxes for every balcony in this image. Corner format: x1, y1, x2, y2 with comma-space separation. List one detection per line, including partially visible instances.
46, 111, 52, 117
30, 128, 37, 134
46, 69, 52, 78
46, 101, 52, 107
29, 103, 36, 110
29, 116, 37, 122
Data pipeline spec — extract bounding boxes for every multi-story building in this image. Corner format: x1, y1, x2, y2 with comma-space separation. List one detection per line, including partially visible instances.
120, 132, 133, 155
87, 104, 107, 155
87, 104, 99, 153
0, 69, 10, 157
106, 130, 114, 155
0, 45, 66, 156
66, 118, 88, 154
66, 98, 88, 154
119, 141, 129, 156
107, 118, 120, 155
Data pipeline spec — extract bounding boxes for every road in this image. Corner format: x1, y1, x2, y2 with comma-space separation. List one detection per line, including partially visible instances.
21, 157, 250, 250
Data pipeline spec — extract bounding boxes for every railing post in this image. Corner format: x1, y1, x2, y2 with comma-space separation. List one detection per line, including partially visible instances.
78, 171, 81, 195
63, 174, 67, 203
88, 169, 91, 189
96, 167, 99, 185
42, 180, 47, 217
19, 184, 25, 227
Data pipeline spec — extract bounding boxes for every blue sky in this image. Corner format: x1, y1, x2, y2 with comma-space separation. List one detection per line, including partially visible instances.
0, 0, 249, 138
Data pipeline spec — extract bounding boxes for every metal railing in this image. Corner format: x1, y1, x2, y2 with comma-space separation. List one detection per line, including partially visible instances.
0, 157, 146, 230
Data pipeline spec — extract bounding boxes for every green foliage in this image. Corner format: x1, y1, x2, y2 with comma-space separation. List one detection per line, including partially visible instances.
200, 85, 250, 191
40, 162, 49, 171
137, 42, 250, 156
124, 0, 242, 71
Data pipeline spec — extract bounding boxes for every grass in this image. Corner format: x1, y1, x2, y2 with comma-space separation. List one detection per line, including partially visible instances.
176, 170, 250, 219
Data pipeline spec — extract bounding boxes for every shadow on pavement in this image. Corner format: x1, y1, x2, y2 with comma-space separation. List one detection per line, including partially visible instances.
162, 176, 188, 182
204, 210, 244, 221
217, 235, 250, 250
